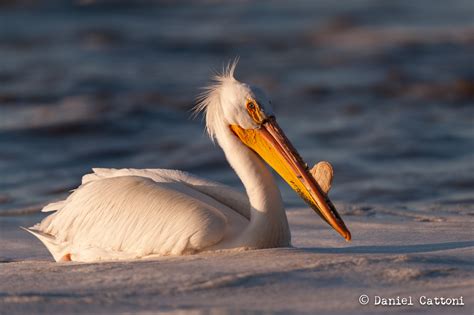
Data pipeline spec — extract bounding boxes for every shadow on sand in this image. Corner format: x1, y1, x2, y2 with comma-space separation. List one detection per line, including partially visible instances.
302, 240, 474, 254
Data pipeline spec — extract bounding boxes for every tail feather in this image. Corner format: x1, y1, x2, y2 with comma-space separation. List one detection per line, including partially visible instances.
92, 168, 118, 177
41, 200, 66, 212
81, 173, 100, 184
22, 227, 69, 262
82, 168, 119, 184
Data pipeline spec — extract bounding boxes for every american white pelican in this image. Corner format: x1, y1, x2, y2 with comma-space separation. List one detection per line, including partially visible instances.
26, 62, 351, 262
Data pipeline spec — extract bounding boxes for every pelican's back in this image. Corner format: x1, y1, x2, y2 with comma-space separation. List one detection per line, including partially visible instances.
29, 175, 239, 261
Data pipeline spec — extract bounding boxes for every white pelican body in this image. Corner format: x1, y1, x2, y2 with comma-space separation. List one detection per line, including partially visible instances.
27, 63, 350, 262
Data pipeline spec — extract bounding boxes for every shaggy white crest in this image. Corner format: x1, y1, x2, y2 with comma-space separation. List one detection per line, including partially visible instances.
194, 60, 238, 139
194, 59, 273, 141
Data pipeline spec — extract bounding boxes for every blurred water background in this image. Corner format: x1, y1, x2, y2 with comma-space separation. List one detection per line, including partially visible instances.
0, 0, 473, 219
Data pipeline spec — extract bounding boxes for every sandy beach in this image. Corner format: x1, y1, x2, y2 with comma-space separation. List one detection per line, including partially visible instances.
1, 205, 473, 314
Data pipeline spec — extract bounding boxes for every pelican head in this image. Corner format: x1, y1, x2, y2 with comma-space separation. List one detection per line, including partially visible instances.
196, 61, 351, 241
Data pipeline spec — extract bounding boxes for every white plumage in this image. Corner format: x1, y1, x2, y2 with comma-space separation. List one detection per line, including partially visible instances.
28, 168, 251, 261
27, 61, 350, 262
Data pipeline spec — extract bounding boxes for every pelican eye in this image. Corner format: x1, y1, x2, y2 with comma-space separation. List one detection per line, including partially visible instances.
246, 100, 266, 124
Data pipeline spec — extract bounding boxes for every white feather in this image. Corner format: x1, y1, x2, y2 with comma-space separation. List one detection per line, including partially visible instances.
41, 200, 67, 212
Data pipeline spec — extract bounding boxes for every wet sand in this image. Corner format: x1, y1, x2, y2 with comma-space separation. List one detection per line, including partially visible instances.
0, 208, 474, 314
1, 207, 473, 314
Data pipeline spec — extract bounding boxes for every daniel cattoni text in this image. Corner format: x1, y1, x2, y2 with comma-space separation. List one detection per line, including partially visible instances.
358, 294, 464, 307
